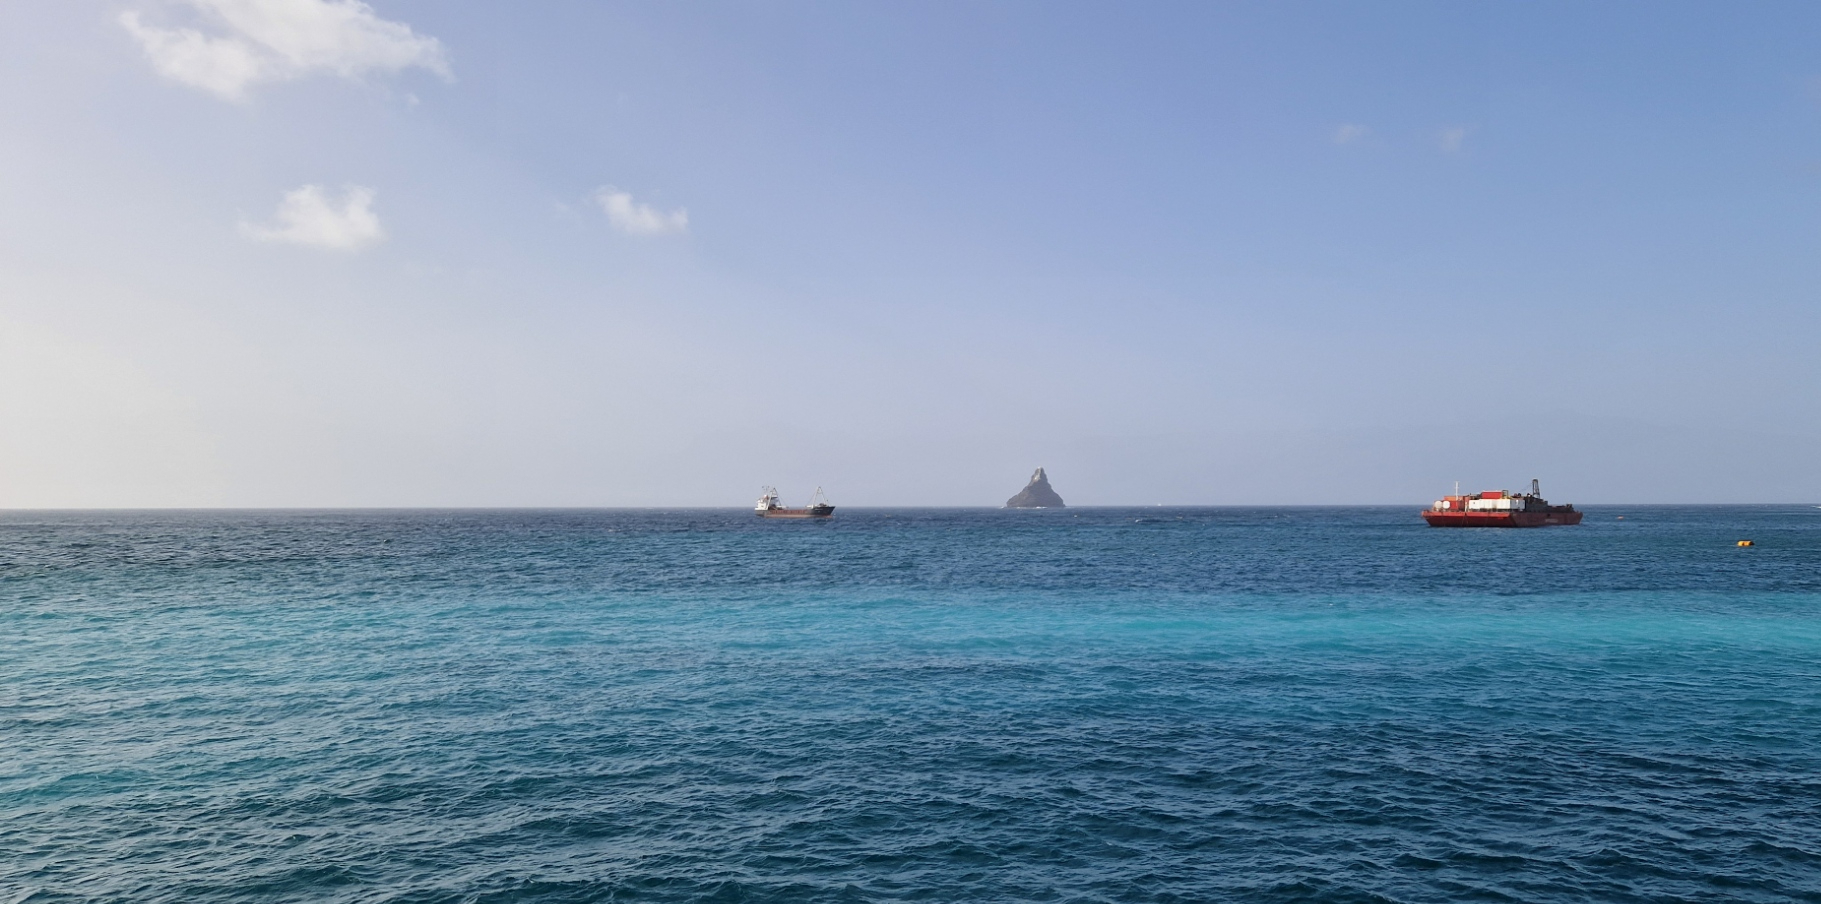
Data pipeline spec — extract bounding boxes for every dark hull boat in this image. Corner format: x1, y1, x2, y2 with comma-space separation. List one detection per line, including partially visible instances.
755, 486, 834, 519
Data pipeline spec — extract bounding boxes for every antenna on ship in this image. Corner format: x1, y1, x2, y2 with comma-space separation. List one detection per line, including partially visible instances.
1454, 480, 1460, 496
1531, 478, 1540, 497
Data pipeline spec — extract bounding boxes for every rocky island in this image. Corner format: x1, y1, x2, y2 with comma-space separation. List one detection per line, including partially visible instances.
1005, 467, 1066, 508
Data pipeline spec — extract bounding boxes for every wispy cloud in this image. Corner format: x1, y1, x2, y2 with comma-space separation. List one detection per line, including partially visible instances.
594, 187, 689, 236
242, 184, 385, 250
1438, 126, 1468, 153
1331, 124, 1369, 145
121, 0, 450, 102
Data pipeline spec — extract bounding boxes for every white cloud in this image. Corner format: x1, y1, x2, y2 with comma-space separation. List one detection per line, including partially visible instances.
1332, 123, 1369, 145
1438, 126, 1468, 153
121, 0, 450, 101
242, 184, 385, 250
594, 187, 689, 236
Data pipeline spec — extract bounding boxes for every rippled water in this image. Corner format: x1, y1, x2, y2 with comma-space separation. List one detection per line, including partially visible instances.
4, 507, 1820, 902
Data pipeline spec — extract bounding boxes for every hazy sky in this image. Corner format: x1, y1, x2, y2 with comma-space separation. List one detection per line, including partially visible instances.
4, 1, 1820, 506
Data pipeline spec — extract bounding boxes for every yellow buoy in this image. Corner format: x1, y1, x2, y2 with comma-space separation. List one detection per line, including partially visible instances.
1737, 540, 1754, 547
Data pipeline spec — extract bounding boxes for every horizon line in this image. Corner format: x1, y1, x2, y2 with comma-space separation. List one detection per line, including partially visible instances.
4, 503, 1819, 512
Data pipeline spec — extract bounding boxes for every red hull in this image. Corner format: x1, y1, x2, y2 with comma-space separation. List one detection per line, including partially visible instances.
1422, 510, 1582, 528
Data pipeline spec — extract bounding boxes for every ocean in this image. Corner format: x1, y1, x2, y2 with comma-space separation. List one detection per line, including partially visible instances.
4, 506, 1819, 902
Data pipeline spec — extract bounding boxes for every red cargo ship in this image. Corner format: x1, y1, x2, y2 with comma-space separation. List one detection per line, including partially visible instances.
1423, 480, 1582, 528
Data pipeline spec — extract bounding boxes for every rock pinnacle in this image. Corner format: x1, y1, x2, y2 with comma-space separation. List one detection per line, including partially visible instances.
1005, 467, 1066, 508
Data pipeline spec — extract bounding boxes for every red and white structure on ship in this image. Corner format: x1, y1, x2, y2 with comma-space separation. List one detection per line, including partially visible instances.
1423, 480, 1583, 528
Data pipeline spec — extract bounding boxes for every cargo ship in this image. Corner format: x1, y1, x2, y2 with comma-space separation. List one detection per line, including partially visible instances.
755, 486, 835, 519
1423, 480, 1582, 528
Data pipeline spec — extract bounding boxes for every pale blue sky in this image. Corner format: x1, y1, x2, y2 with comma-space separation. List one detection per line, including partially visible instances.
3, 1, 1819, 506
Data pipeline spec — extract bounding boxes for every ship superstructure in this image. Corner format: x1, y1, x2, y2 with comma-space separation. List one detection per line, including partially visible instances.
1423, 479, 1582, 528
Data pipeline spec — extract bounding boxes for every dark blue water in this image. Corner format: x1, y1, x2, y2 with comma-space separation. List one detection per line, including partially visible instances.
5, 507, 1820, 903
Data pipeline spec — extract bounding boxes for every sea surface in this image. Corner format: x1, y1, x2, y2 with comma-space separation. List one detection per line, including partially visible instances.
4, 506, 1820, 903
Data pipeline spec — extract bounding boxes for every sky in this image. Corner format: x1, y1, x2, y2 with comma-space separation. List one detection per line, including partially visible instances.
3, 0, 1820, 507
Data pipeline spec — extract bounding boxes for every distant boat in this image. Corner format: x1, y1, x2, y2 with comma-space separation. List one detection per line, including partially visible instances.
1423, 479, 1582, 528
755, 486, 835, 519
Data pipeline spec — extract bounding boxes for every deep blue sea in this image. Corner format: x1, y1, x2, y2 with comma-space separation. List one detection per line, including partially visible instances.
5, 507, 1821, 903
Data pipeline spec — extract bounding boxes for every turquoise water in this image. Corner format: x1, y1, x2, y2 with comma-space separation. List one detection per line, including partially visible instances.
4, 507, 1820, 902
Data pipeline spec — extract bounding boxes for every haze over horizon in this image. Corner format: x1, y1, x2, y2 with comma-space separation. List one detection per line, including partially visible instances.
4, 1, 1819, 507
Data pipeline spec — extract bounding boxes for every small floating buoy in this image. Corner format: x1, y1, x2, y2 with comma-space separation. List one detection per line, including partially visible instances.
1737, 540, 1754, 547
1616, 516, 1625, 520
